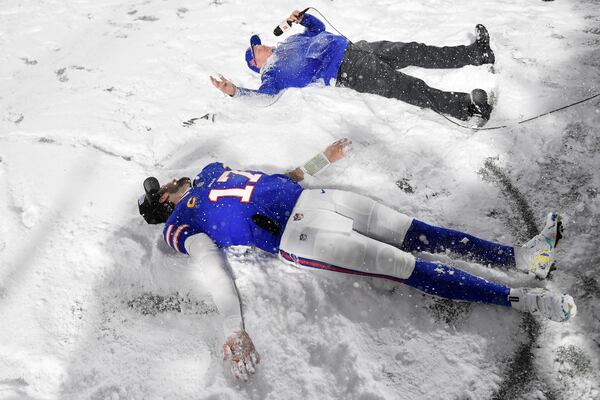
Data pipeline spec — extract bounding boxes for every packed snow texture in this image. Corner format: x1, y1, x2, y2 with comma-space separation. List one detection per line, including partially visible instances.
1, 0, 600, 399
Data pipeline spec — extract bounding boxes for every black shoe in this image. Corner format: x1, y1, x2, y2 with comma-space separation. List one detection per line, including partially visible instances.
469, 89, 493, 125
475, 24, 495, 65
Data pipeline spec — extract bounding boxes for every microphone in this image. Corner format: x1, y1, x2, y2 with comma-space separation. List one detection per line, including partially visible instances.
273, 8, 309, 36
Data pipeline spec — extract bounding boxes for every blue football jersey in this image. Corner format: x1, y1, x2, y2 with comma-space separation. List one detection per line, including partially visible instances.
163, 162, 303, 254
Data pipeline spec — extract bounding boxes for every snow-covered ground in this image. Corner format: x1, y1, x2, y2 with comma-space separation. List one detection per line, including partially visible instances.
1, 0, 599, 399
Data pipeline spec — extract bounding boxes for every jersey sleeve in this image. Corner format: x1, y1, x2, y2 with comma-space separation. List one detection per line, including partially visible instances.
270, 173, 297, 182
234, 72, 283, 97
184, 233, 244, 338
300, 14, 326, 36
163, 222, 199, 254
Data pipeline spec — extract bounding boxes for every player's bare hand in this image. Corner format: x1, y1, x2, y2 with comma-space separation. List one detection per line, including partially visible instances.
223, 330, 260, 381
289, 10, 304, 23
210, 75, 236, 96
324, 138, 352, 163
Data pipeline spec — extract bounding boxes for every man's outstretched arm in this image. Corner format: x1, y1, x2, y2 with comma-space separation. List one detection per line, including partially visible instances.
210, 74, 282, 98
184, 233, 260, 381
286, 138, 352, 183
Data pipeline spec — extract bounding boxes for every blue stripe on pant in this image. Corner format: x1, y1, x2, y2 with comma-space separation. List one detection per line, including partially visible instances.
402, 219, 516, 267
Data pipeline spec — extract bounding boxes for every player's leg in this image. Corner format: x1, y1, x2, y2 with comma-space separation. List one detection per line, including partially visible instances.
406, 258, 509, 305
296, 189, 515, 266
406, 258, 576, 321
351, 25, 493, 70
279, 207, 575, 321
402, 219, 516, 266
403, 212, 563, 279
318, 188, 560, 278
352, 40, 481, 69
336, 49, 474, 121
279, 207, 417, 282
296, 190, 562, 278
292, 189, 414, 248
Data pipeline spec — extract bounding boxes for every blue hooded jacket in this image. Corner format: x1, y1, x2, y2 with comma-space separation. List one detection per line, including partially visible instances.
236, 14, 350, 97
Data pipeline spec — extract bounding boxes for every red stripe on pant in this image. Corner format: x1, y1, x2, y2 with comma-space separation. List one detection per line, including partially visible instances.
279, 250, 405, 284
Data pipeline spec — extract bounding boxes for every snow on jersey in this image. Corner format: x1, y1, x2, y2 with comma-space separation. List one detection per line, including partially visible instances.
163, 162, 303, 254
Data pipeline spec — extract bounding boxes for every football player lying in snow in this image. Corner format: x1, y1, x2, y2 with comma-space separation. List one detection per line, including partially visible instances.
138, 138, 576, 381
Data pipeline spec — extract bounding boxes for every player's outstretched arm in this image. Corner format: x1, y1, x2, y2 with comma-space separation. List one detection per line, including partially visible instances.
223, 330, 260, 381
210, 74, 237, 96
185, 233, 260, 381
287, 138, 352, 182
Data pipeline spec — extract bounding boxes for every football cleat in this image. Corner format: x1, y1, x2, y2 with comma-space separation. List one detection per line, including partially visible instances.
515, 212, 563, 279
509, 288, 577, 322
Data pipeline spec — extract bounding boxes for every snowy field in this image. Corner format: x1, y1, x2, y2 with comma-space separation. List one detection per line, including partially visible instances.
1, 0, 600, 399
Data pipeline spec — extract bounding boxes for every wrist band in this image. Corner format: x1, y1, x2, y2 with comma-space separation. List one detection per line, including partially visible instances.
300, 152, 330, 176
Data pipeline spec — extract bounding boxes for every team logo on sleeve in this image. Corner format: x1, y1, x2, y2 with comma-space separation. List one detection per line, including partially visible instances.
187, 197, 197, 208
164, 224, 190, 253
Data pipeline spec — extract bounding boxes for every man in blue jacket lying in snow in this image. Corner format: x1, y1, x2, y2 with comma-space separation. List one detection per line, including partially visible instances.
211, 10, 495, 125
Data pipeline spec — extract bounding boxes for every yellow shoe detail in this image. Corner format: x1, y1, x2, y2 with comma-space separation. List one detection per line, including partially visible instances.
531, 253, 552, 273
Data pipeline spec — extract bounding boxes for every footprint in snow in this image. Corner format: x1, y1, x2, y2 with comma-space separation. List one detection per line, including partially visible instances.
5, 112, 24, 124
20, 57, 38, 65
55, 68, 68, 82
584, 27, 600, 35
135, 15, 159, 22
396, 178, 414, 194
177, 8, 188, 18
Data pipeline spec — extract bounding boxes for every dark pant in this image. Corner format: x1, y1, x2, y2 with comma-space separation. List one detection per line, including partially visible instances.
336, 40, 485, 120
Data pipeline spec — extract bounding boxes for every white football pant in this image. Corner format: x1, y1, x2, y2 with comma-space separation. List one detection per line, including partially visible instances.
279, 189, 416, 280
